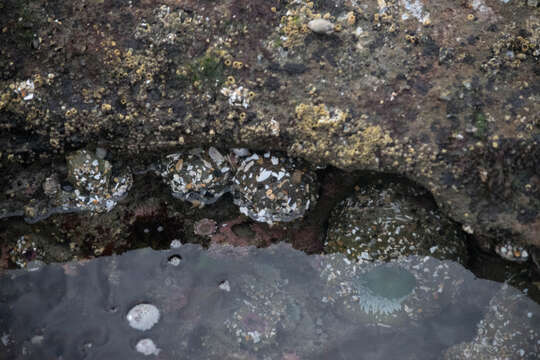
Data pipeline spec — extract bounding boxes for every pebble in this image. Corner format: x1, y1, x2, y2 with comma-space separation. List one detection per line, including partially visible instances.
308, 19, 334, 34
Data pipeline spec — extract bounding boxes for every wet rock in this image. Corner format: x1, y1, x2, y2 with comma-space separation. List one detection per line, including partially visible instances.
232, 152, 318, 224
325, 182, 469, 263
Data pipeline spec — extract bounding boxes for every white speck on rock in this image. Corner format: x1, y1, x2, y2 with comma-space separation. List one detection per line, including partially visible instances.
170, 239, 182, 248
135, 338, 161, 356
219, 280, 231, 292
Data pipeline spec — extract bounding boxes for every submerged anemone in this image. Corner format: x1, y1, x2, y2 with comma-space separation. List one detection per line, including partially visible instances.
317, 254, 469, 326
363, 266, 416, 300
353, 265, 416, 316
194, 218, 217, 237
24, 149, 132, 222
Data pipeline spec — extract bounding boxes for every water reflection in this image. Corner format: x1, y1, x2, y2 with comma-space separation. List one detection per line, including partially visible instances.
0, 243, 538, 359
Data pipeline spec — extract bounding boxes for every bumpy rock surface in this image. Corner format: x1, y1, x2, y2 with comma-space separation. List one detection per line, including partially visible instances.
0, 0, 539, 249
159, 148, 232, 205
232, 152, 318, 223
325, 181, 469, 263
443, 284, 540, 359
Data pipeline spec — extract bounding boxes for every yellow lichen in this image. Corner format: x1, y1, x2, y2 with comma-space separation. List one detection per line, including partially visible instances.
291, 103, 392, 168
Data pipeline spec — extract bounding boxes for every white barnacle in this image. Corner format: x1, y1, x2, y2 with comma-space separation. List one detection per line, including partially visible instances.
257, 169, 272, 182
126, 304, 160, 331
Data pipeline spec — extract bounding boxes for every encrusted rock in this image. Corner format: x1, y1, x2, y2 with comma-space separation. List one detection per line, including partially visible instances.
325, 182, 468, 263
159, 147, 232, 205
232, 152, 318, 224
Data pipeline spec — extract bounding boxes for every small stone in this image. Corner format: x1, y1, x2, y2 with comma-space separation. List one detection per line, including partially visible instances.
308, 19, 334, 34
527, 0, 538, 7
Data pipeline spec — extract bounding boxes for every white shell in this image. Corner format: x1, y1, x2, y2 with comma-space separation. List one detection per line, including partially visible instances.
208, 147, 225, 166
308, 19, 334, 34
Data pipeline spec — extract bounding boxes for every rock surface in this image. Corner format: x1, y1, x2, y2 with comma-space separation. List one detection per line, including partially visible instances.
0, 0, 538, 250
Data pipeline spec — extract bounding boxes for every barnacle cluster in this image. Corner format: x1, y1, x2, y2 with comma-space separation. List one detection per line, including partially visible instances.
495, 243, 529, 263
232, 152, 318, 224
59, 150, 132, 213
160, 148, 319, 224
21, 149, 132, 223
325, 182, 468, 263
159, 148, 233, 205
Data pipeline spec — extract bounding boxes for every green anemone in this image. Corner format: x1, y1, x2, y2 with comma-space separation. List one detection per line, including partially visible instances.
363, 265, 416, 300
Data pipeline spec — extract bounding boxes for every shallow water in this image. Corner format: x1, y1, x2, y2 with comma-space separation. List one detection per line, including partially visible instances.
1, 243, 539, 359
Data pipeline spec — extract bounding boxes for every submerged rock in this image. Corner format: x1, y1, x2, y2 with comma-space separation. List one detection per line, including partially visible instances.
443, 285, 540, 359
325, 182, 468, 263
232, 152, 318, 224
0, 244, 535, 359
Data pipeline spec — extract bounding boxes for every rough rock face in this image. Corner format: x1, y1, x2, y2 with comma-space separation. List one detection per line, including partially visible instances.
0, 1, 538, 250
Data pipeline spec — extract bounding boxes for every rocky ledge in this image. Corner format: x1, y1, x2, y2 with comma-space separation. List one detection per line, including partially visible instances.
0, 1, 538, 259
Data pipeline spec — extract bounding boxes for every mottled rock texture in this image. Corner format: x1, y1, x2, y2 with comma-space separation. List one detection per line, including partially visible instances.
1, 1, 538, 250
